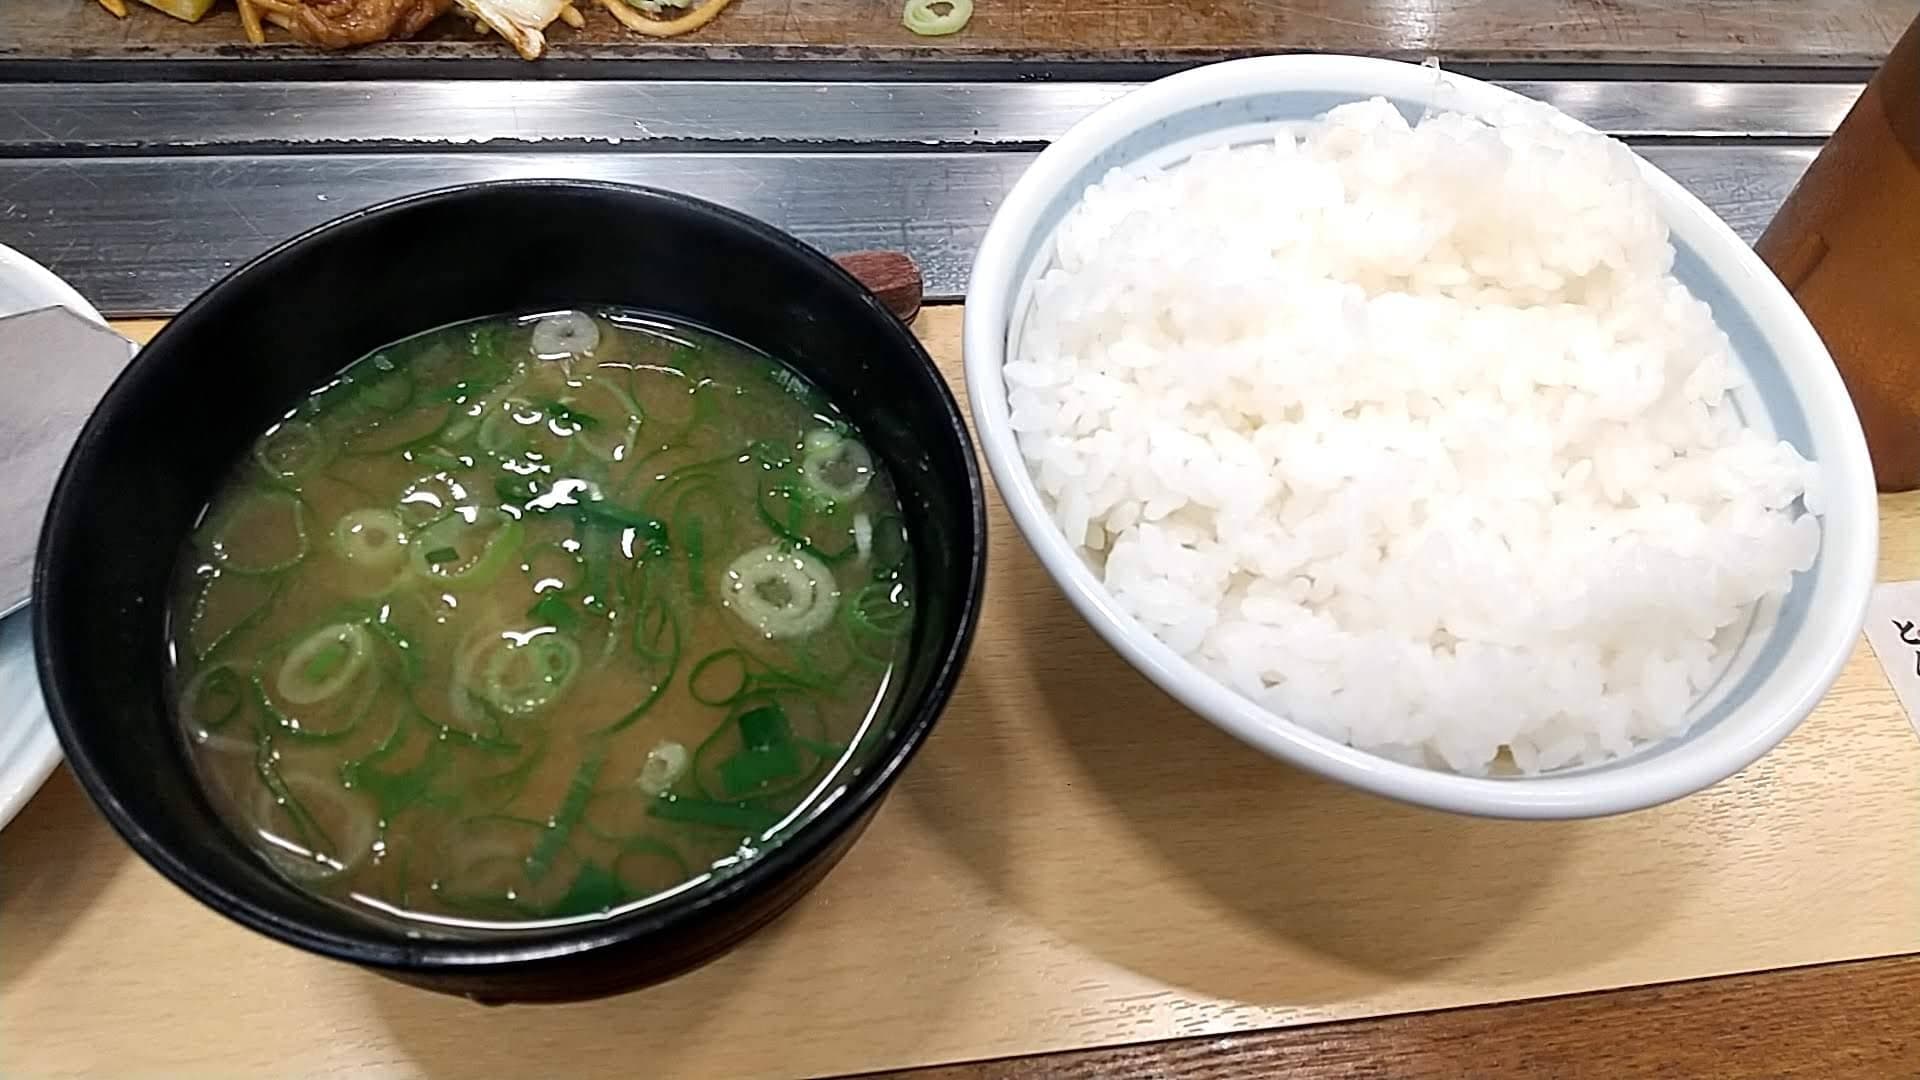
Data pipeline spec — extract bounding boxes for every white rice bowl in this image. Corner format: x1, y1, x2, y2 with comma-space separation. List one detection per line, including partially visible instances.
1003, 96, 1824, 776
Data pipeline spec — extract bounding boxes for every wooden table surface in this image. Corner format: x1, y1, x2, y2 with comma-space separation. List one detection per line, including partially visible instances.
4, 0, 1915, 67
871, 956, 1920, 1077
7, 1, 1918, 1069
1, 312, 1916, 1078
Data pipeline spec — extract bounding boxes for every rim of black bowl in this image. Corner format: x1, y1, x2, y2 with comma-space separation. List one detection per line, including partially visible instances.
33, 179, 988, 975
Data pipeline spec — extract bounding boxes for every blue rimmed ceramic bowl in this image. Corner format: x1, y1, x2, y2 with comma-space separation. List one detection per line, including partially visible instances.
962, 55, 1877, 818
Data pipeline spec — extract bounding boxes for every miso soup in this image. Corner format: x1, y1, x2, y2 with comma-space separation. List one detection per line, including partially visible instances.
167, 309, 915, 931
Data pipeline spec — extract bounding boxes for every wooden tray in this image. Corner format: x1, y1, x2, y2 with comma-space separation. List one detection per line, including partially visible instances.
2, 0, 1909, 67
3, 310, 1917, 1078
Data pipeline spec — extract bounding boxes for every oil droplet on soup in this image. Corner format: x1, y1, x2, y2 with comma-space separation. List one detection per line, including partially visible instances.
168, 309, 915, 931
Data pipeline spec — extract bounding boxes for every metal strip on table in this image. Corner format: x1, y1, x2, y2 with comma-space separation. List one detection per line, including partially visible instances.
0, 80, 1861, 150
0, 78, 1839, 315
0, 146, 1819, 315
0, 152, 1030, 313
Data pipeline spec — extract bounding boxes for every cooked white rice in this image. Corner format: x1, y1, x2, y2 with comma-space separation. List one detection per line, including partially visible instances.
1006, 97, 1822, 774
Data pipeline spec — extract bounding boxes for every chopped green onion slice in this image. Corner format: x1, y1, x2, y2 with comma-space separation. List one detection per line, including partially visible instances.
331, 508, 407, 571
799, 429, 875, 502
252, 768, 376, 880
578, 498, 668, 543
527, 747, 604, 882
848, 581, 913, 637
756, 481, 857, 563
476, 399, 534, 458
343, 719, 456, 821
521, 541, 587, 595
528, 593, 580, 633
395, 472, 469, 529
718, 750, 799, 797
550, 862, 627, 917
276, 623, 372, 706
738, 704, 790, 749
409, 509, 524, 587
470, 322, 512, 363
683, 517, 708, 599
648, 793, 779, 833
432, 815, 545, 908
637, 740, 689, 796
592, 584, 680, 735
560, 379, 645, 464
721, 544, 839, 639
367, 613, 424, 686
304, 639, 352, 683
352, 366, 414, 412
187, 572, 284, 663
480, 633, 582, 717
902, 0, 971, 35
344, 402, 447, 456
254, 420, 327, 483
496, 473, 544, 509
204, 491, 309, 575
410, 447, 465, 473
750, 438, 795, 470
529, 311, 601, 360
180, 663, 247, 733
688, 649, 751, 705
540, 400, 599, 431
717, 703, 804, 796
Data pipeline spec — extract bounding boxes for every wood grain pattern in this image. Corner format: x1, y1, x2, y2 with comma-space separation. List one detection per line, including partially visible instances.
872, 956, 1920, 1079
2, 308, 1918, 1080
3, 0, 1914, 66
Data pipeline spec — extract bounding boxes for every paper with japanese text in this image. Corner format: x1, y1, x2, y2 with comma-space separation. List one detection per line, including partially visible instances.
1862, 580, 1920, 741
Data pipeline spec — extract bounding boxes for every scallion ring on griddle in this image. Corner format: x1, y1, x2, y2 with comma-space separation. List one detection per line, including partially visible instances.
902, 0, 971, 36
596, 0, 736, 37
